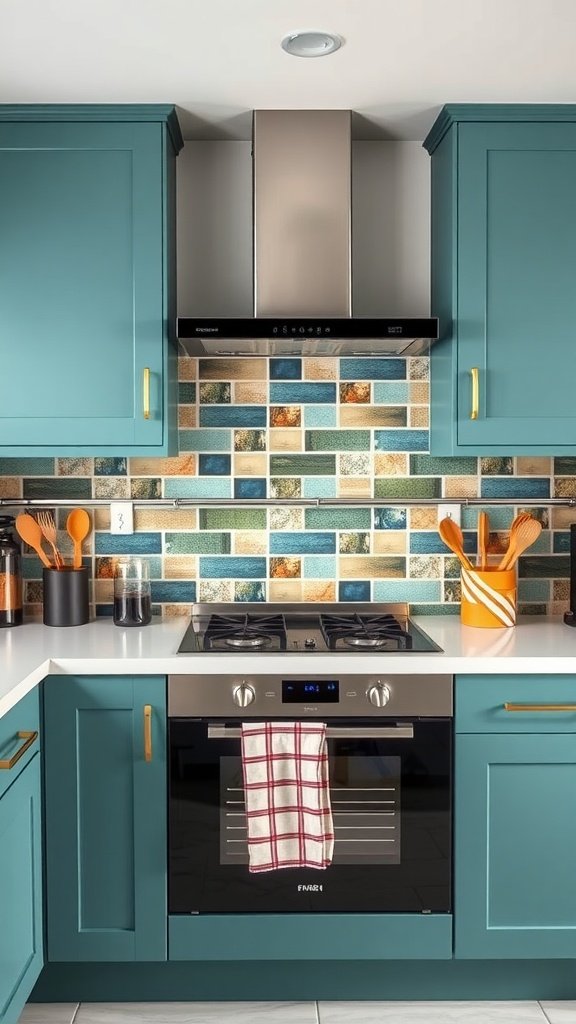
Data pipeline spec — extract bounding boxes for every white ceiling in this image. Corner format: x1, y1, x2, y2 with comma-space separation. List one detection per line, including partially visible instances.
2, 0, 576, 140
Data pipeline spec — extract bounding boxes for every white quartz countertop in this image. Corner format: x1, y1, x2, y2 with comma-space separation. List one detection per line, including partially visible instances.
1, 614, 576, 719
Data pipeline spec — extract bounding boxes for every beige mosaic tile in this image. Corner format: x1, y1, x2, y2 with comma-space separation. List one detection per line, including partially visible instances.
130, 455, 196, 476
409, 356, 429, 380
134, 508, 197, 530
199, 358, 267, 380
339, 556, 405, 578
340, 405, 405, 427
0, 477, 22, 498
555, 477, 576, 497
374, 453, 408, 476
94, 579, 113, 603
554, 579, 570, 602
178, 406, 197, 428
410, 507, 438, 530
178, 357, 197, 381
93, 477, 130, 499
234, 381, 268, 404
516, 456, 552, 476
338, 478, 372, 497
303, 580, 336, 602
339, 453, 371, 476
373, 532, 406, 554
234, 453, 268, 477
269, 507, 304, 531
552, 507, 576, 529
269, 429, 303, 451
552, 600, 569, 614
164, 555, 198, 579
198, 579, 233, 602
269, 579, 303, 602
233, 530, 268, 555
304, 357, 337, 380
57, 457, 93, 476
410, 381, 429, 403
410, 555, 442, 578
164, 604, 193, 617
444, 476, 479, 498
93, 506, 111, 530
409, 406, 429, 428
270, 556, 301, 578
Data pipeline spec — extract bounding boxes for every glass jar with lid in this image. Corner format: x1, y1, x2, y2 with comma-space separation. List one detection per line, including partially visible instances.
0, 515, 23, 626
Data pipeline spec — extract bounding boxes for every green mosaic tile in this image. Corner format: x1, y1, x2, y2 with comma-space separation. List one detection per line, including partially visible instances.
410, 603, 460, 616
199, 509, 267, 530
130, 478, 162, 499
178, 382, 196, 404
305, 430, 371, 451
374, 477, 442, 499
270, 454, 336, 476
165, 531, 231, 554
304, 507, 372, 530
0, 458, 55, 475
518, 603, 548, 615
518, 555, 570, 578
270, 478, 302, 499
199, 382, 231, 404
234, 429, 266, 451
410, 455, 477, 476
480, 457, 514, 475
23, 477, 91, 499
554, 457, 576, 475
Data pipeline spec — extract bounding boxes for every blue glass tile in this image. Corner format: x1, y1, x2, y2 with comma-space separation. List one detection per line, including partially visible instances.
518, 579, 551, 601
340, 358, 406, 381
164, 478, 231, 498
234, 478, 267, 499
270, 383, 336, 404
528, 531, 551, 554
461, 506, 514, 530
303, 556, 337, 579
554, 532, 571, 553
372, 382, 410, 404
95, 605, 114, 618
303, 477, 338, 498
95, 533, 162, 554
0, 458, 55, 475
339, 581, 371, 601
151, 581, 197, 603
178, 381, 196, 404
411, 531, 476, 556
304, 406, 337, 428
200, 557, 267, 579
199, 454, 231, 476
199, 406, 267, 428
178, 429, 232, 451
270, 358, 302, 380
374, 508, 407, 530
481, 478, 550, 498
22, 555, 45, 579
270, 532, 336, 555
235, 582, 266, 602
374, 430, 429, 452
94, 457, 127, 476
373, 580, 442, 602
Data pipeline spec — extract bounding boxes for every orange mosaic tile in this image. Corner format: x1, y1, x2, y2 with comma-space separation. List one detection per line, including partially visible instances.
410, 382, 429, 403
270, 406, 301, 427
339, 382, 370, 404
303, 358, 337, 380
270, 556, 301, 578
410, 507, 438, 530
234, 381, 268, 404
178, 357, 197, 381
409, 406, 429, 428
303, 580, 336, 602
178, 406, 197, 428
374, 453, 408, 476
444, 476, 479, 498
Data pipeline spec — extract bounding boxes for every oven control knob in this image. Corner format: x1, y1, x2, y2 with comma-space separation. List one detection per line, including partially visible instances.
233, 682, 256, 708
367, 682, 391, 708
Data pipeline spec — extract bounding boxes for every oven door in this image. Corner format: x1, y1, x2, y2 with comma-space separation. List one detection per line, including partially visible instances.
169, 717, 451, 915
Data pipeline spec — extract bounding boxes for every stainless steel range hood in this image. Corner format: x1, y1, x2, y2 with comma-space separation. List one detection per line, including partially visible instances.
178, 110, 437, 357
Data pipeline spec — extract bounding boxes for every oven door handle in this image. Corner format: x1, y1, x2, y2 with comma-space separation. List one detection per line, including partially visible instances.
206, 724, 414, 740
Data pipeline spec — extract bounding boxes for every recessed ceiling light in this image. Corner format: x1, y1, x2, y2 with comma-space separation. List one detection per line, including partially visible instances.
281, 31, 343, 58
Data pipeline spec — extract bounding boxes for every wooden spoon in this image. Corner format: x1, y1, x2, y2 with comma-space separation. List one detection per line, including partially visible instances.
439, 516, 474, 570
66, 508, 91, 569
15, 513, 52, 568
478, 511, 489, 571
498, 513, 536, 570
498, 517, 542, 571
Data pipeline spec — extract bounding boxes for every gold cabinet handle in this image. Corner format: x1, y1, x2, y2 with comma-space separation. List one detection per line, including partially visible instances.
504, 703, 576, 712
144, 705, 152, 762
470, 367, 479, 420
0, 730, 38, 769
143, 367, 151, 420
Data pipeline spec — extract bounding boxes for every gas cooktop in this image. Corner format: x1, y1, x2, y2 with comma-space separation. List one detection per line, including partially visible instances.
177, 602, 442, 654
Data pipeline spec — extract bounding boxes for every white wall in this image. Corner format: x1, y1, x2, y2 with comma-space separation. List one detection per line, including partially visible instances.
176, 140, 430, 318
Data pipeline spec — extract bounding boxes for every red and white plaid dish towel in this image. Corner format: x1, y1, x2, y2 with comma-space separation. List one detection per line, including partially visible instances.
241, 721, 334, 873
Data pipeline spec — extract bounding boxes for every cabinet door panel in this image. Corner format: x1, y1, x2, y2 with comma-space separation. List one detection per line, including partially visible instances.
456, 732, 576, 957
0, 122, 164, 450
44, 675, 166, 962
0, 756, 43, 1024
458, 123, 576, 447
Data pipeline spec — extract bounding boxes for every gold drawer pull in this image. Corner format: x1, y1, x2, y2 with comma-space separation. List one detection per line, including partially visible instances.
144, 705, 152, 762
0, 730, 38, 769
143, 367, 151, 420
470, 367, 479, 420
504, 703, 576, 712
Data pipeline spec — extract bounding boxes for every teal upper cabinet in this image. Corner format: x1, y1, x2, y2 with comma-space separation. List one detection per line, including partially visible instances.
424, 105, 576, 454
0, 106, 183, 456
43, 675, 167, 962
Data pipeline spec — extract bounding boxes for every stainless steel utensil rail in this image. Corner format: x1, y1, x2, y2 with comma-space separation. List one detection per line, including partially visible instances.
1, 498, 575, 509
207, 724, 415, 740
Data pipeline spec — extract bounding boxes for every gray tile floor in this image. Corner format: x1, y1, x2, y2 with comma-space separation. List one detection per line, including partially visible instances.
17, 1001, 576, 1024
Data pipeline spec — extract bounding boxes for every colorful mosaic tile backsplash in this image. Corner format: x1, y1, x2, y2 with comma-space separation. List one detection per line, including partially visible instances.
1, 355, 575, 618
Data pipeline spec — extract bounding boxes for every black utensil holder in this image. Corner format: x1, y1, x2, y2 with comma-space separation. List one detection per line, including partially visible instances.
43, 567, 89, 626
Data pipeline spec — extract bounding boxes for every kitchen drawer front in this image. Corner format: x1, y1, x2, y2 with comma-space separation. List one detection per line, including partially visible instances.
0, 688, 40, 800
456, 674, 576, 733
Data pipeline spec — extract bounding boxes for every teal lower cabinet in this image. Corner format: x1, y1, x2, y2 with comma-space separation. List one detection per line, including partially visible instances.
168, 913, 453, 961
0, 691, 43, 1024
455, 730, 576, 958
43, 675, 167, 962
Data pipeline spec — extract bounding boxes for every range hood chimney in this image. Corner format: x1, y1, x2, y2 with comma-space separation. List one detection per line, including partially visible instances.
178, 110, 437, 357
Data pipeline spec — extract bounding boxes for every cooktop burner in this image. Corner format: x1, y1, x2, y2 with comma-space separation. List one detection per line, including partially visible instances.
177, 603, 442, 655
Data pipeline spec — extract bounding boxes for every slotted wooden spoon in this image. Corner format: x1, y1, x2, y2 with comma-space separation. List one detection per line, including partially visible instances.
498, 516, 542, 571
439, 516, 474, 570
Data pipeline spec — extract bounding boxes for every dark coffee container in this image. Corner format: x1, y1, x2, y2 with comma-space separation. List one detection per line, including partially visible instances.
43, 567, 89, 626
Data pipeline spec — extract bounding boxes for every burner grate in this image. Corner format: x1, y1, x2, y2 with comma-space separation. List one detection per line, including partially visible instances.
203, 613, 287, 652
320, 613, 413, 651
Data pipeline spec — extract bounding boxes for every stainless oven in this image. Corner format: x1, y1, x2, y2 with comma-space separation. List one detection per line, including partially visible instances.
168, 672, 452, 915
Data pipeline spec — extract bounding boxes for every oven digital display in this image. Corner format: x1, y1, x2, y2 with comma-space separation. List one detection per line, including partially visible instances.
282, 680, 339, 703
